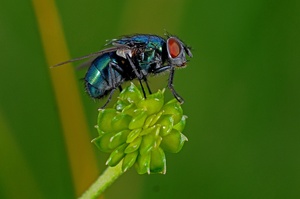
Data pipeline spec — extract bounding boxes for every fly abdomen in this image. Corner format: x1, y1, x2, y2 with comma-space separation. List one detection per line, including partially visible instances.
85, 53, 123, 99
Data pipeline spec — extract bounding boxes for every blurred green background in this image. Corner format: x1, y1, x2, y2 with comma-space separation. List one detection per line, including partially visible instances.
0, 0, 299, 198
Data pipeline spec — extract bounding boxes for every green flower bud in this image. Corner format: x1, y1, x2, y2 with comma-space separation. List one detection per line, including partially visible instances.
136, 152, 151, 174
93, 83, 188, 174
126, 128, 142, 143
122, 151, 139, 172
111, 114, 132, 132
173, 115, 187, 132
137, 90, 164, 115
150, 147, 166, 174
139, 131, 157, 155
109, 130, 130, 149
156, 114, 174, 136
97, 109, 118, 133
160, 129, 188, 153
121, 103, 138, 116
161, 99, 183, 125
128, 110, 148, 129
92, 132, 114, 152
125, 136, 142, 153
106, 143, 127, 167
117, 82, 143, 104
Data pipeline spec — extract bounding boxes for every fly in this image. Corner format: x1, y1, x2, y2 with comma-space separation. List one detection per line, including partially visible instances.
53, 33, 193, 108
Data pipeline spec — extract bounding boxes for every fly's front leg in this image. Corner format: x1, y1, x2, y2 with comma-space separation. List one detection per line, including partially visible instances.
168, 67, 184, 104
152, 65, 184, 103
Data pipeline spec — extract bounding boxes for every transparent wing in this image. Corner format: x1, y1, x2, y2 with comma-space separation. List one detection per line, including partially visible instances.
75, 58, 96, 70
51, 46, 119, 68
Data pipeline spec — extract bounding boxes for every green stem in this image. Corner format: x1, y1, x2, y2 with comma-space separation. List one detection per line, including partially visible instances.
78, 161, 124, 199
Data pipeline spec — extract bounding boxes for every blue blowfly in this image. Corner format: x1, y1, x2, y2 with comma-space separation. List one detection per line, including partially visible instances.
53, 33, 193, 108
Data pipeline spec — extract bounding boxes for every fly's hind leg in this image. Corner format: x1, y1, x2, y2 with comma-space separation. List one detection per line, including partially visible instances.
99, 62, 120, 109
118, 85, 123, 92
99, 89, 116, 109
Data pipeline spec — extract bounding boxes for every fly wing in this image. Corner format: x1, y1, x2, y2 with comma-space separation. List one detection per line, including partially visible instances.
75, 58, 96, 70
51, 46, 119, 68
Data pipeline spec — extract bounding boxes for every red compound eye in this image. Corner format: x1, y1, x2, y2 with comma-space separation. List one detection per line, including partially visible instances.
168, 38, 181, 58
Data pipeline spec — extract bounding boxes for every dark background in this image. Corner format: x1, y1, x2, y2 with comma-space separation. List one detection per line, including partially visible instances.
0, 0, 299, 198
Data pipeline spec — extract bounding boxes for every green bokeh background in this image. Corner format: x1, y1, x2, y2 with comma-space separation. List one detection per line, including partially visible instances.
1, 0, 299, 198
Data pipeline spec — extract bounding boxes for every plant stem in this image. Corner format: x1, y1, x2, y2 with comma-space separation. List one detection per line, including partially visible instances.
78, 161, 124, 199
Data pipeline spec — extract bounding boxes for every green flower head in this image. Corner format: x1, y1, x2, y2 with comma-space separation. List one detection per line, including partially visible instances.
92, 83, 188, 174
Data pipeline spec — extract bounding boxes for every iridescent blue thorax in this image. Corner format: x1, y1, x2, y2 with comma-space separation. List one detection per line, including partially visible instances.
112, 35, 167, 72
115, 35, 165, 50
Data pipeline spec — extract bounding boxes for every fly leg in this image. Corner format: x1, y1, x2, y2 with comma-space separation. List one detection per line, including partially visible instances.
99, 89, 116, 109
153, 65, 184, 104
168, 67, 184, 104
118, 85, 123, 92
125, 54, 149, 98
110, 62, 125, 93
144, 80, 152, 94
99, 62, 120, 109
